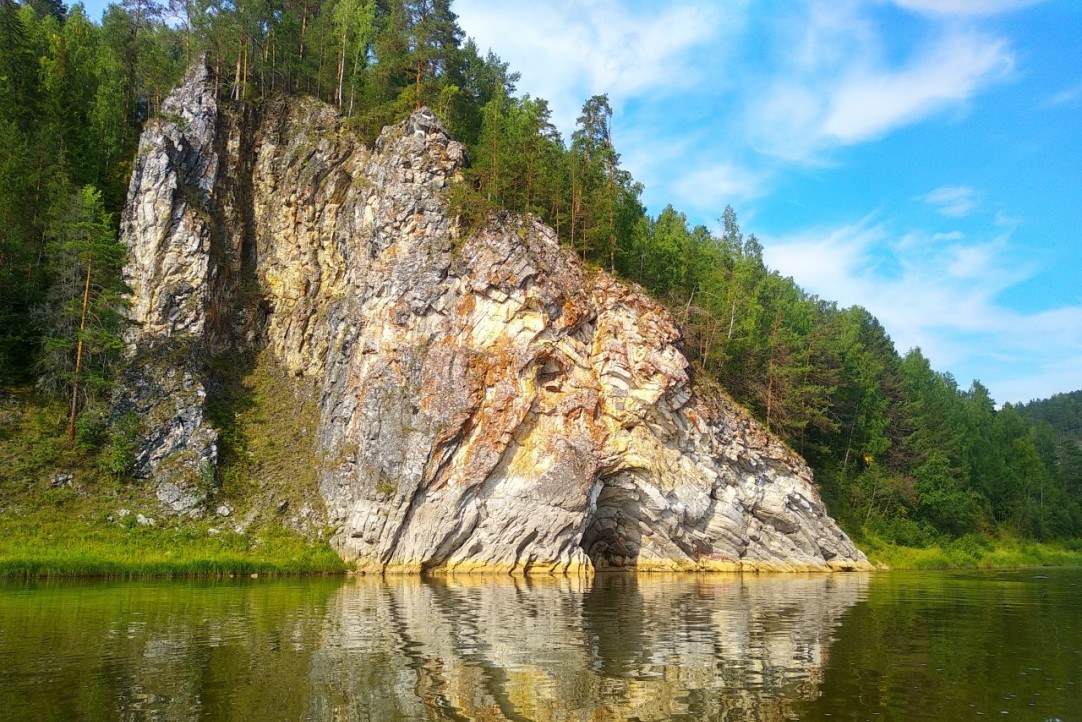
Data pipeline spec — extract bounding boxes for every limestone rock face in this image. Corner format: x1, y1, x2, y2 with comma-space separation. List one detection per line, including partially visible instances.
118, 66, 870, 571
115, 63, 220, 509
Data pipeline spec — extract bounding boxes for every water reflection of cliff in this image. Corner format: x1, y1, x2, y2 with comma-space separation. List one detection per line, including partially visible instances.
311, 573, 869, 721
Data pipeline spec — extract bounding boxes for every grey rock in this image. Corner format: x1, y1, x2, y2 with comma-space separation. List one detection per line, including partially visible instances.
136, 513, 155, 527
156, 481, 205, 516
50, 473, 73, 488
117, 63, 870, 573
113, 61, 220, 510
216, 504, 232, 517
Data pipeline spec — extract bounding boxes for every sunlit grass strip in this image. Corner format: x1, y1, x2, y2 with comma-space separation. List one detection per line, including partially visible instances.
0, 517, 347, 579
863, 536, 1082, 570
0, 555, 347, 578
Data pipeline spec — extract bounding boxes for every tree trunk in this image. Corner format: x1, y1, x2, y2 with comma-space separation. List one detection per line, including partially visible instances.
68, 258, 93, 441
336, 31, 346, 106
766, 310, 781, 431
608, 172, 615, 272
300, 2, 307, 59
415, 57, 423, 109
233, 46, 243, 101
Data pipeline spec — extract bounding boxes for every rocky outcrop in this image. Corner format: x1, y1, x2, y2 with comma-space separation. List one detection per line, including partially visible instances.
115, 63, 220, 512
117, 65, 870, 572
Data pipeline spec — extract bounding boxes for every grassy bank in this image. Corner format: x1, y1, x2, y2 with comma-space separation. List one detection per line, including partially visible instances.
1, 384, 346, 579
861, 533, 1082, 570
0, 511, 347, 578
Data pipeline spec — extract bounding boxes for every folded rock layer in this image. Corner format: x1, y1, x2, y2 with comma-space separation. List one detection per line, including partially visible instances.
117, 65, 870, 573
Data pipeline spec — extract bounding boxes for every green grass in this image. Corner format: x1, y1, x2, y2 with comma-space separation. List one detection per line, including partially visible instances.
862, 533, 1082, 570
0, 506, 346, 579
204, 350, 328, 530
0, 385, 346, 579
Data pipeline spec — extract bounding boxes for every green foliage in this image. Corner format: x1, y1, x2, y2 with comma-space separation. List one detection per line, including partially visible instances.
0, 387, 342, 578
98, 410, 142, 478
1017, 389, 1082, 442
73, 399, 108, 449
913, 452, 982, 536
34, 185, 127, 399
863, 535, 1082, 570
0, 0, 1077, 555
445, 178, 494, 238
866, 516, 936, 549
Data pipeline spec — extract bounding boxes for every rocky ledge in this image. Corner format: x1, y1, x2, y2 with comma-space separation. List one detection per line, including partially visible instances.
115, 64, 870, 574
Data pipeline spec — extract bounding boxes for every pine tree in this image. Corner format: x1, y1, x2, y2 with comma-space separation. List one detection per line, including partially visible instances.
33, 186, 127, 440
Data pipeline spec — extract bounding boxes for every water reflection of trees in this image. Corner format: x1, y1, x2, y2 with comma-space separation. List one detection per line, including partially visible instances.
0, 579, 342, 719
313, 573, 869, 721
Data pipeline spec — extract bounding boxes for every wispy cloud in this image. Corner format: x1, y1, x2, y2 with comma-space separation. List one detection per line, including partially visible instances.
890, 0, 1049, 16
746, 14, 1014, 160
921, 185, 982, 217
672, 162, 768, 211
454, 0, 732, 132
762, 220, 1076, 404
1041, 82, 1082, 109
822, 36, 1012, 144
458, 1, 1018, 195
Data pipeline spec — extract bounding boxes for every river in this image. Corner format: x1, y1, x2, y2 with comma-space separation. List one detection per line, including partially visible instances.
1, 569, 1078, 720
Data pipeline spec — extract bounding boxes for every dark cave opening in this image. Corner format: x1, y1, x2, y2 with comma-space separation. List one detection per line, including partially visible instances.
580, 477, 646, 570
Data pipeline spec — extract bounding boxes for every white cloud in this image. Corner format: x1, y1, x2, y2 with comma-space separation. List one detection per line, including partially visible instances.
994, 211, 1023, 228
748, 27, 1013, 159
822, 36, 1012, 144
995, 354, 1082, 406
890, 0, 1048, 16
455, 0, 733, 132
672, 162, 767, 211
761, 219, 1076, 405
921, 185, 981, 217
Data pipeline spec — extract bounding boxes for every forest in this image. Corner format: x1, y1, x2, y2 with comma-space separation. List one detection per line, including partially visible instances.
1, 0, 1079, 548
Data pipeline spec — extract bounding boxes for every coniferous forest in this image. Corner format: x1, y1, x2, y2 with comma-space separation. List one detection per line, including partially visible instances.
1, 0, 1079, 551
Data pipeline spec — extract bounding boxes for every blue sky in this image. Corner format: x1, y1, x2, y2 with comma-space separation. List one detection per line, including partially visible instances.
77, 0, 1081, 404
453, 0, 1081, 405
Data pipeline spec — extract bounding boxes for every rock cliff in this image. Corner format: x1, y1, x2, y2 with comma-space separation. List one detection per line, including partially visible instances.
116, 64, 870, 573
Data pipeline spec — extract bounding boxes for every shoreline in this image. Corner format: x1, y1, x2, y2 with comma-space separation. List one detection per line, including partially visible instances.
3, 541, 1079, 579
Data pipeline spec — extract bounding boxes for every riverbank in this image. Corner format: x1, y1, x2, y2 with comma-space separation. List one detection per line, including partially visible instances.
0, 511, 347, 578
0, 388, 346, 579
5, 515, 1082, 578
3, 390, 1080, 578
861, 534, 1082, 570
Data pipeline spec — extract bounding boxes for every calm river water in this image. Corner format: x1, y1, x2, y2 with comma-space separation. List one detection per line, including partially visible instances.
1, 569, 1079, 721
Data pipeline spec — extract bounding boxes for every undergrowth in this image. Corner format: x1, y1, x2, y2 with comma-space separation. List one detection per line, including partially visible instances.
0, 383, 344, 579
862, 533, 1082, 570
